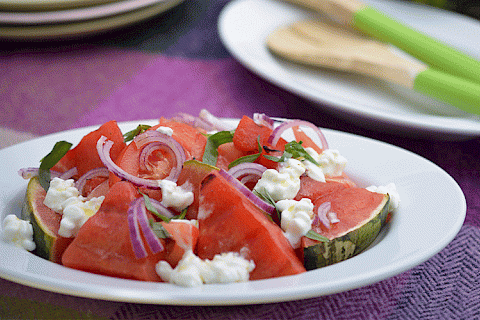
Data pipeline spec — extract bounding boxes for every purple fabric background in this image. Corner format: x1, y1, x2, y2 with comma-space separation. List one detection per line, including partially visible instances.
1, 0, 480, 319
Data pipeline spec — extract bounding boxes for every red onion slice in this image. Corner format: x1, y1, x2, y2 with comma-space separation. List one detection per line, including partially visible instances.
18, 167, 75, 180
97, 136, 161, 189
127, 198, 148, 259
75, 167, 109, 194
317, 201, 332, 229
253, 113, 274, 129
135, 199, 164, 254
218, 169, 276, 217
267, 120, 329, 150
134, 130, 186, 182
227, 162, 267, 180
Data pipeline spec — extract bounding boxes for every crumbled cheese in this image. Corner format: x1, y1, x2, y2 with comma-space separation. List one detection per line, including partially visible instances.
43, 177, 104, 238
2, 215, 36, 251
156, 250, 255, 287
58, 196, 104, 238
156, 126, 174, 137
43, 177, 80, 213
158, 180, 194, 212
276, 198, 314, 248
303, 148, 348, 181
366, 183, 400, 212
253, 158, 305, 202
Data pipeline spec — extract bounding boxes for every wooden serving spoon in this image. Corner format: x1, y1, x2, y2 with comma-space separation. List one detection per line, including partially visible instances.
267, 19, 480, 114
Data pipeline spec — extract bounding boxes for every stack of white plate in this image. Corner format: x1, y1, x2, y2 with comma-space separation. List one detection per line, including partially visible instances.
0, 0, 184, 40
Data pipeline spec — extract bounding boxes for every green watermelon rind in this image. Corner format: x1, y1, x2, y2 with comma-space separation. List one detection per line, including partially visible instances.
304, 194, 390, 270
21, 177, 57, 261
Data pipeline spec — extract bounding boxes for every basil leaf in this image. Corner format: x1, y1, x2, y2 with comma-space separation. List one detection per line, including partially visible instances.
254, 188, 281, 222
228, 136, 263, 169
139, 191, 171, 222
202, 130, 235, 166
263, 151, 293, 163
284, 141, 319, 165
39, 140, 73, 191
150, 220, 171, 239
173, 207, 188, 220
123, 124, 151, 142
306, 230, 329, 242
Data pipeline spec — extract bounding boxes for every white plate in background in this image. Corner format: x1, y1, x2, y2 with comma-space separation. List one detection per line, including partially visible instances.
218, 0, 480, 139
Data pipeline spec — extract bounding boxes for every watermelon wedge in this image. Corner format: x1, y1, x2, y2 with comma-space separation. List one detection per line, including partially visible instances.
302, 187, 390, 270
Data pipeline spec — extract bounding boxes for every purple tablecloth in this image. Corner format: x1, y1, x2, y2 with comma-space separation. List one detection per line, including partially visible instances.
1, 1, 480, 319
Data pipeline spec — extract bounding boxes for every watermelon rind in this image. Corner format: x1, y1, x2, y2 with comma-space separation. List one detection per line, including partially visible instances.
304, 193, 390, 270
20, 177, 70, 262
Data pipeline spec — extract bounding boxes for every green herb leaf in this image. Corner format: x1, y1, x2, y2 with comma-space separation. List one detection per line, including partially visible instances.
228, 136, 263, 169
284, 141, 319, 165
254, 188, 281, 222
262, 141, 319, 165
306, 230, 329, 242
202, 130, 235, 166
123, 124, 151, 142
38, 140, 73, 191
138, 191, 171, 222
172, 207, 188, 220
150, 220, 171, 239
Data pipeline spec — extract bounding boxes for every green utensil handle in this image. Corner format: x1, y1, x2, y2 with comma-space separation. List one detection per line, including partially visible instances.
353, 6, 480, 85
414, 68, 480, 114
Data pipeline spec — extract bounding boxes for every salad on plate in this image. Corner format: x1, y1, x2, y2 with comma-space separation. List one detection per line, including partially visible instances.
2, 111, 399, 287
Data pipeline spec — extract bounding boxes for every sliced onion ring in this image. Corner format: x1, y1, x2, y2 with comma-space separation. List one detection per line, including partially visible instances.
316, 201, 332, 229
97, 136, 161, 189
218, 169, 276, 217
253, 113, 274, 129
75, 167, 109, 194
227, 162, 267, 180
134, 130, 186, 182
127, 198, 148, 259
135, 199, 164, 254
18, 167, 75, 180
267, 120, 329, 150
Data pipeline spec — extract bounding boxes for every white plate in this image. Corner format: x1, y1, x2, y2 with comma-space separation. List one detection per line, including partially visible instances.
218, 0, 480, 139
0, 0, 169, 25
0, 120, 466, 305
0, 0, 183, 40
0, 0, 118, 11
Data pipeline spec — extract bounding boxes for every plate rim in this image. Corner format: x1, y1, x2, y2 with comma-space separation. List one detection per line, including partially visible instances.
0, 0, 170, 25
0, 0, 184, 40
217, 0, 480, 139
0, 119, 467, 305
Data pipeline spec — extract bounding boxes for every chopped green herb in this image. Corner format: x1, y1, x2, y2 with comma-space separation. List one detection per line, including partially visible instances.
173, 207, 188, 220
150, 220, 171, 239
138, 190, 171, 222
306, 230, 329, 242
202, 130, 235, 166
123, 124, 151, 142
38, 140, 73, 191
262, 141, 319, 165
228, 136, 262, 169
254, 188, 281, 222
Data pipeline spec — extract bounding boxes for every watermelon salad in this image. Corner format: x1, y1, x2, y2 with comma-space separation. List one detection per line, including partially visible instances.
2, 111, 399, 287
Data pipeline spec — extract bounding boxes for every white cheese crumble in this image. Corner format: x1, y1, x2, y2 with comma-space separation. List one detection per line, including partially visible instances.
58, 196, 104, 238
43, 177, 104, 238
156, 250, 255, 287
156, 126, 174, 137
157, 180, 194, 212
366, 183, 400, 212
253, 158, 305, 202
2, 214, 36, 251
276, 198, 315, 249
303, 148, 347, 182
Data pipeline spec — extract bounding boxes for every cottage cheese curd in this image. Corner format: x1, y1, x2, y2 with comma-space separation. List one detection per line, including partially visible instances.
2, 214, 35, 251
156, 250, 255, 287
